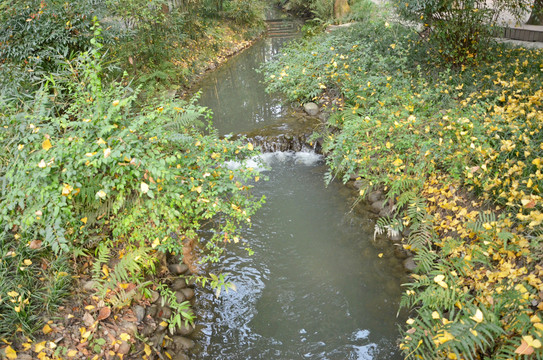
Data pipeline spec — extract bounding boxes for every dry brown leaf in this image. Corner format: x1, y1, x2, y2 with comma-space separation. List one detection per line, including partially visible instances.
29, 240, 42, 249
97, 307, 111, 322
82, 312, 95, 328
515, 339, 535, 355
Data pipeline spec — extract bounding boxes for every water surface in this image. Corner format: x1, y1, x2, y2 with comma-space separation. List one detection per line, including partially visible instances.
192, 22, 406, 360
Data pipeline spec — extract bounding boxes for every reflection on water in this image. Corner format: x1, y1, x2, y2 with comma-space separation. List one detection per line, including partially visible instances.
193, 154, 406, 360
196, 34, 300, 136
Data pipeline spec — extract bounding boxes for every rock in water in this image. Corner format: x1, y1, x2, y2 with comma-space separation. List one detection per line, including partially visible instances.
334, 0, 351, 19
303, 102, 319, 116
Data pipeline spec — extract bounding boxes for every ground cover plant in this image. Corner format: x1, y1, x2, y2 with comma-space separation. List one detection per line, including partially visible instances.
262, 1, 543, 358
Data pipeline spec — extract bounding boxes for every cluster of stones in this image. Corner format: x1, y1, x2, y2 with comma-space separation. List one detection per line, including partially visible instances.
137, 259, 197, 360
347, 179, 417, 272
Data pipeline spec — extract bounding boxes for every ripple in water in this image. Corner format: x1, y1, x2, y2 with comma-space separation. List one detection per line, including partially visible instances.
192, 151, 406, 360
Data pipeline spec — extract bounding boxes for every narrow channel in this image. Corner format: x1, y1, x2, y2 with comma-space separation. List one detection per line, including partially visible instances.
192, 21, 407, 360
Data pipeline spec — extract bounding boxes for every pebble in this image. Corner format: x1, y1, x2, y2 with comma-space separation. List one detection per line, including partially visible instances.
171, 278, 187, 291
168, 263, 189, 275
133, 305, 146, 322
404, 257, 417, 272
173, 336, 195, 351
181, 288, 195, 300
175, 291, 186, 304
117, 341, 131, 355
172, 353, 190, 360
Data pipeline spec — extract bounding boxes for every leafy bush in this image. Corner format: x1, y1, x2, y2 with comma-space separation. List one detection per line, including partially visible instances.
1, 30, 264, 337
0, 0, 102, 67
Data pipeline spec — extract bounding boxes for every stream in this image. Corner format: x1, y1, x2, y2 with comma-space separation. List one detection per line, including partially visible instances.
190, 19, 407, 360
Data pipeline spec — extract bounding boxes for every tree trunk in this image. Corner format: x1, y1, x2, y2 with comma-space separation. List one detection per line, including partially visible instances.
334, 0, 351, 20
527, 0, 543, 25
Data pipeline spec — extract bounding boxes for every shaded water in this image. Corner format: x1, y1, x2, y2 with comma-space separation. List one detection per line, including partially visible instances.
192, 23, 406, 360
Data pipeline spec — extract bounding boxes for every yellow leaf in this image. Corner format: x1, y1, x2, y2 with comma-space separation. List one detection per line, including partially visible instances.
434, 330, 454, 345
159, 321, 168, 327
81, 217, 88, 224
144, 344, 152, 356
151, 238, 160, 249
247, 143, 254, 151
67, 349, 78, 357
392, 158, 403, 167
84, 305, 95, 311
42, 324, 53, 334
432, 311, 440, 319
378, 253, 383, 258
470, 308, 484, 323
42, 138, 52, 151
119, 333, 130, 341
96, 138, 106, 145
523, 335, 542, 349
23, 259, 32, 266
5, 345, 17, 360
34, 341, 46, 353
7, 291, 18, 297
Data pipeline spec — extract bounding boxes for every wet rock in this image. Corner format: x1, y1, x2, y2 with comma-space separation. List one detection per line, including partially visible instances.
176, 322, 195, 336
303, 102, 319, 116
168, 263, 189, 276
133, 305, 146, 323
370, 200, 386, 214
175, 291, 186, 304
367, 190, 383, 203
171, 278, 187, 291
352, 179, 364, 189
389, 231, 402, 242
172, 353, 190, 360
379, 204, 394, 217
404, 257, 417, 272
117, 341, 131, 355
181, 288, 195, 300
393, 245, 409, 259
173, 336, 195, 351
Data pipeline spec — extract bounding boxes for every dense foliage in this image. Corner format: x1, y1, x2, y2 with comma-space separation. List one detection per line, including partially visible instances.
0, 2, 267, 348
394, 0, 531, 64
263, 1, 543, 358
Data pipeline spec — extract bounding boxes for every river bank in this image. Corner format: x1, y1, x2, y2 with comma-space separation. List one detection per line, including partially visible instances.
0, 18, 267, 360
261, 2, 543, 358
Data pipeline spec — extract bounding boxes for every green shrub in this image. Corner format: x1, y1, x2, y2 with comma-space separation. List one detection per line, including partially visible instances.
1, 30, 265, 337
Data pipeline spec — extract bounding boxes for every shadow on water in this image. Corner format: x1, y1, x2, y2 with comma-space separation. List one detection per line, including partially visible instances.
189, 14, 407, 360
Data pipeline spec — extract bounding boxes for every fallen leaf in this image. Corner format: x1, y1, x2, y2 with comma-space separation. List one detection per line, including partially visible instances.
119, 333, 130, 341
34, 341, 46, 353
4, 346, 17, 359
515, 339, 535, 355
42, 324, 53, 334
83, 312, 95, 327
97, 307, 111, 321
67, 349, 78, 357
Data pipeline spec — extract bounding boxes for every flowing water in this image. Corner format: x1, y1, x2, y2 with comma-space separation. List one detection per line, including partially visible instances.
190, 20, 407, 360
